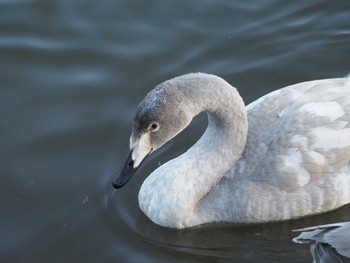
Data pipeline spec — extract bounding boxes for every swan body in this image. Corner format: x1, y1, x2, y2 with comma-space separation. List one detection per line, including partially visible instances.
114, 73, 350, 229
293, 221, 350, 260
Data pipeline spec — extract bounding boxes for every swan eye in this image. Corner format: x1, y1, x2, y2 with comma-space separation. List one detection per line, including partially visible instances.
149, 122, 160, 132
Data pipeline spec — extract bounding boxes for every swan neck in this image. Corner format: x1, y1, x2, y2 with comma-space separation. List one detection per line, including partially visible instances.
187, 75, 248, 170
190, 83, 248, 180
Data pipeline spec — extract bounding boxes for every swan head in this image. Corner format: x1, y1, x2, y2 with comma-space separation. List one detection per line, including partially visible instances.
113, 76, 196, 189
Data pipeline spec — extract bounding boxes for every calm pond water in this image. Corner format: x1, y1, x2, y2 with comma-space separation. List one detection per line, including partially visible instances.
1, 0, 350, 262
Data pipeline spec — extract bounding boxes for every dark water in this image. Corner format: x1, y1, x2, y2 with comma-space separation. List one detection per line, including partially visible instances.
1, 1, 350, 262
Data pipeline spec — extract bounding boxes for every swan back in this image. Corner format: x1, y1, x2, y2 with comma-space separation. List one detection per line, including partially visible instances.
230, 78, 350, 212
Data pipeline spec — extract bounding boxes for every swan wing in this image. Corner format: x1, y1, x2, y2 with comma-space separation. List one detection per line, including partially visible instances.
241, 78, 350, 194
293, 221, 350, 258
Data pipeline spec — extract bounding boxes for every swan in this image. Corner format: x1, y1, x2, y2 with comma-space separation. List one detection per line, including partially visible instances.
113, 73, 350, 229
293, 221, 350, 261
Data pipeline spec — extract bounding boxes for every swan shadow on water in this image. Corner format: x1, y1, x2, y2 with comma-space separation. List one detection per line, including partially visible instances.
113, 72, 350, 229
293, 221, 350, 263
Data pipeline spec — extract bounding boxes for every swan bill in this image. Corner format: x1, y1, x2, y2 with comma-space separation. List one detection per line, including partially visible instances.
112, 150, 151, 189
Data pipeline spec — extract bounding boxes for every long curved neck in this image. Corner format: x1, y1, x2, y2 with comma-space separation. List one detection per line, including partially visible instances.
180, 76, 248, 208
139, 74, 248, 228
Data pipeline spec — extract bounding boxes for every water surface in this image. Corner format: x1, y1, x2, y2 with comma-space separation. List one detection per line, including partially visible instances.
1, 1, 350, 262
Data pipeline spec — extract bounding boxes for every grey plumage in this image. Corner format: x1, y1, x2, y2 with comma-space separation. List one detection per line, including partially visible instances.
293, 221, 350, 261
